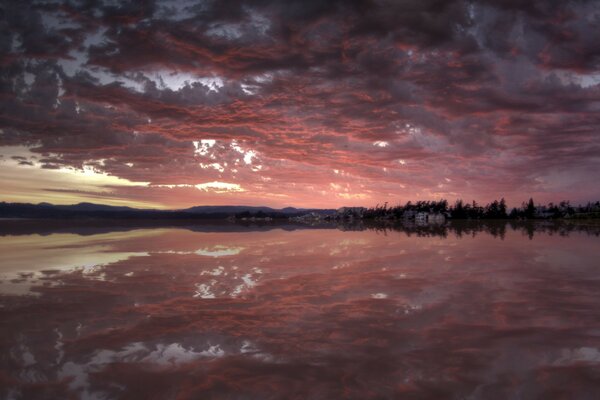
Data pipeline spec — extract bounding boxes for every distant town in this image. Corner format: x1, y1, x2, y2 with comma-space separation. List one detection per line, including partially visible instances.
295, 199, 600, 223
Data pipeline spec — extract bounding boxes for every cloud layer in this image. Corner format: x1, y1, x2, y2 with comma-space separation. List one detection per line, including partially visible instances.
1, 0, 599, 207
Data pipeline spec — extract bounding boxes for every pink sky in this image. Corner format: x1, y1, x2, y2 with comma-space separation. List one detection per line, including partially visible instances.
1, 1, 599, 209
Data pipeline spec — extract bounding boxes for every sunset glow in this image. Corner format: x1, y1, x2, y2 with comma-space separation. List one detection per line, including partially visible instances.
1, 1, 599, 208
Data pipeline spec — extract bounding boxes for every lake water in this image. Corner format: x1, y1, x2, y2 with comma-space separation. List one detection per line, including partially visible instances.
1, 222, 600, 399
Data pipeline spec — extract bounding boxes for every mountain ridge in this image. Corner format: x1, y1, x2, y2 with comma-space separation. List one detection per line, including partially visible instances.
0, 201, 336, 219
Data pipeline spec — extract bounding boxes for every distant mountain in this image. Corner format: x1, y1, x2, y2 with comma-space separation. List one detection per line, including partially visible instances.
0, 202, 335, 219
51, 202, 140, 212
0, 202, 156, 219
182, 205, 307, 214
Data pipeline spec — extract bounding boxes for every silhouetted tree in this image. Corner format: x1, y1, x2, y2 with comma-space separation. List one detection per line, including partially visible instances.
525, 198, 536, 219
453, 199, 465, 219
499, 198, 507, 218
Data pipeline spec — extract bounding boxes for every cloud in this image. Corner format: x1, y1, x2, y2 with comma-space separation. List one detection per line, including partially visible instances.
195, 181, 243, 193
0, 0, 599, 207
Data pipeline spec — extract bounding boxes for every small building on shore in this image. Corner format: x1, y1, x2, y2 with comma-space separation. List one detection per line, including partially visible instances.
289, 212, 323, 222
403, 210, 417, 220
415, 212, 428, 223
415, 211, 446, 224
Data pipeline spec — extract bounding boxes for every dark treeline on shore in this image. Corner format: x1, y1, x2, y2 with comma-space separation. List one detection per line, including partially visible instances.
1, 218, 598, 239
363, 198, 600, 220
359, 220, 600, 239
1, 199, 599, 221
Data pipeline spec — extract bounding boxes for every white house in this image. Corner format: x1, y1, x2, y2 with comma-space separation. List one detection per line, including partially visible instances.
415, 211, 445, 224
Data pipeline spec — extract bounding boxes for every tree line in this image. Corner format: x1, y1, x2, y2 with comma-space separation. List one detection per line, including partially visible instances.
363, 199, 600, 220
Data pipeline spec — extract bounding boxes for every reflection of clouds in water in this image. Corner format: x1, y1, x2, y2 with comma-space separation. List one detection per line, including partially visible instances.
58, 342, 225, 399
195, 246, 245, 257
241, 340, 275, 363
146, 343, 225, 365
153, 246, 245, 257
194, 266, 262, 298
0, 238, 245, 295
332, 261, 352, 270
2, 227, 600, 398
555, 347, 600, 365
194, 281, 217, 299
397, 304, 422, 315
200, 266, 225, 276
0, 231, 162, 296
371, 293, 388, 299
12, 342, 36, 368
54, 328, 64, 365
231, 273, 258, 297
56, 340, 271, 400
0, 230, 162, 274
9, 339, 45, 386
0, 252, 149, 296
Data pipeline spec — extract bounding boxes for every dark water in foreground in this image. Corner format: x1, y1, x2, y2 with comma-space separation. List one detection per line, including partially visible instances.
1, 222, 600, 399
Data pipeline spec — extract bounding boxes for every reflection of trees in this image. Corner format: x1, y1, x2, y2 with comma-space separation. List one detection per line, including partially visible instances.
2, 219, 599, 238
337, 220, 600, 239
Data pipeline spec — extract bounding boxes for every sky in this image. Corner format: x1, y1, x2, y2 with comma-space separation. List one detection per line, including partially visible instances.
1, 0, 599, 209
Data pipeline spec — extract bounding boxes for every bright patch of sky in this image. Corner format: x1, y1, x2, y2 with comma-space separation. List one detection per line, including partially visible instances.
58, 27, 110, 77
0, 146, 158, 207
0, 146, 149, 188
230, 140, 259, 166
153, 181, 243, 193
241, 84, 256, 95
192, 139, 262, 174
338, 192, 370, 200
195, 181, 243, 193
230, 139, 244, 154
558, 71, 600, 88
153, 183, 192, 189
255, 73, 274, 83
55, 25, 225, 94
243, 150, 257, 164
56, 29, 149, 93
193, 139, 216, 156
200, 162, 225, 172
241, 72, 274, 94
146, 72, 224, 92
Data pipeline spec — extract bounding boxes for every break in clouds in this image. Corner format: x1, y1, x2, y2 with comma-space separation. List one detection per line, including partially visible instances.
1, 0, 600, 208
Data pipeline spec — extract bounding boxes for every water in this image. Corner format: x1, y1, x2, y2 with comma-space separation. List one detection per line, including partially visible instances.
1, 222, 599, 399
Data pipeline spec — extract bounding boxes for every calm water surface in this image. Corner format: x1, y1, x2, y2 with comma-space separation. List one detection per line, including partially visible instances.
1, 223, 600, 399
